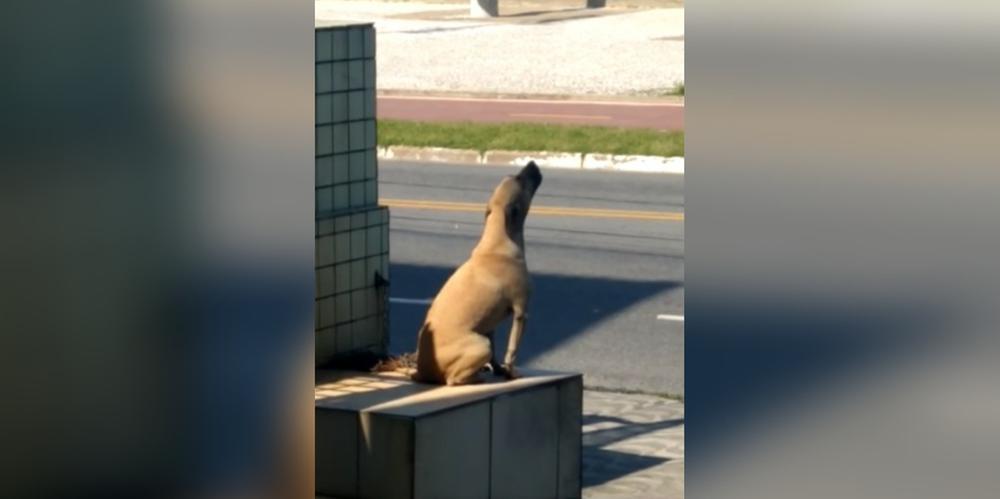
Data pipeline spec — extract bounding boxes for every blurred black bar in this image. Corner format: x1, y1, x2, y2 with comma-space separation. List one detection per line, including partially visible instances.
1, 1, 314, 497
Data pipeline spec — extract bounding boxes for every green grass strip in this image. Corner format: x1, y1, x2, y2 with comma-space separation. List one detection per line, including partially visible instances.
378, 119, 684, 157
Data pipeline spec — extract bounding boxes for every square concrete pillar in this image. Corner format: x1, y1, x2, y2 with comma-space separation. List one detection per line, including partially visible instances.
315, 369, 582, 498
316, 22, 388, 366
470, 0, 499, 18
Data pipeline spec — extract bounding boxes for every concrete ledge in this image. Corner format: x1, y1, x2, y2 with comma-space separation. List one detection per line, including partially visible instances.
582, 153, 685, 174
377, 89, 685, 106
377, 146, 684, 174
382, 145, 482, 164
482, 150, 583, 169
316, 368, 582, 499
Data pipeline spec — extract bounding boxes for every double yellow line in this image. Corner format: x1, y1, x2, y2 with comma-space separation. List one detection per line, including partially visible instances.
380, 198, 683, 222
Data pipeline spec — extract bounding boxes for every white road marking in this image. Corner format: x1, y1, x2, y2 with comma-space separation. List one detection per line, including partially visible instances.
656, 314, 685, 322
390, 297, 433, 305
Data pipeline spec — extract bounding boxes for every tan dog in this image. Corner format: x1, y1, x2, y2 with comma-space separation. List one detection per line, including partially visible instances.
413, 162, 543, 385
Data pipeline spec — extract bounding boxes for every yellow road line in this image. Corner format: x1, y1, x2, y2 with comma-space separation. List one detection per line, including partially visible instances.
380, 198, 683, 222
508, 113, 612, 121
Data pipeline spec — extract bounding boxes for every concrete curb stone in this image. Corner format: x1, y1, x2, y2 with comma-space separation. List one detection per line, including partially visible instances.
482, 150, 583, 169
582, 154, 685, 174
382, 145, 482, 164
377, 146, 684, 174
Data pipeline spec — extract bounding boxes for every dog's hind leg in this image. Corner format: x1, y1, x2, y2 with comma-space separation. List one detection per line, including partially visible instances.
443, 333, 492, 386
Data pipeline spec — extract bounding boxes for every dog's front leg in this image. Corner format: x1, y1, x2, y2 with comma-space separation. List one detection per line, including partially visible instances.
501, 309, 526, 380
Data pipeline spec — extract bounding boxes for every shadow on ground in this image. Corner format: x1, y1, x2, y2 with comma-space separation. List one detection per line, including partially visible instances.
387, 262, 679, 364
581, 414, 683, 486
583, 449, 667, 487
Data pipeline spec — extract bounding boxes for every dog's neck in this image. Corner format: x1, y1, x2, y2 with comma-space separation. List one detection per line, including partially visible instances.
473, 211, 524, 260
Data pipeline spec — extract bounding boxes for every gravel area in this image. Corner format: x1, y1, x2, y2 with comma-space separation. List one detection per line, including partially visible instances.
316, 1, 684, 96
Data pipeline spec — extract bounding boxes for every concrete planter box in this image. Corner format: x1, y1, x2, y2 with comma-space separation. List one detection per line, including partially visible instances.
316, 369, 582, 498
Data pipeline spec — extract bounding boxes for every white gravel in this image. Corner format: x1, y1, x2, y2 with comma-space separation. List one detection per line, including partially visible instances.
316, 1, 684, 96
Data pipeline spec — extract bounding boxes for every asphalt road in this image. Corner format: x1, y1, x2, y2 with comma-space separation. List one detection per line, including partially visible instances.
379, 161, 684, 396
378, 95, 685, 131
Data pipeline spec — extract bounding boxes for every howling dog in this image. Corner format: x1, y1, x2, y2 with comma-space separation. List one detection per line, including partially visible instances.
412, 162, 543, 385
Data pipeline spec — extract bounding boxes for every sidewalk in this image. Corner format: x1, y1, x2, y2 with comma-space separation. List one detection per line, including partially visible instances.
583, 390, 684, 498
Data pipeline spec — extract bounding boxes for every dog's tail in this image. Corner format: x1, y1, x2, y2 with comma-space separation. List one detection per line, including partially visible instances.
410, 323, 442, 383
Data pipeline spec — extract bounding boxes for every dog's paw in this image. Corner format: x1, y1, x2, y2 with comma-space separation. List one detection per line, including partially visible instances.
501, 364, 519, 380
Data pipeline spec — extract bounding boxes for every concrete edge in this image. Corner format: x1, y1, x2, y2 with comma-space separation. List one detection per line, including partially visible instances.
377, 146, 684, 174
377, 89, 685, 106
483, 150, 583, 169
381, 145, 481, 164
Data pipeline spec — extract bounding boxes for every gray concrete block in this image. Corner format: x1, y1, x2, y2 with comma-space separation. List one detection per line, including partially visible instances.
359, 411, 413, 499
491, 386, 559, 499
315, 369, 582, 499
415, 402, 491, 499
557, 376, 583, 498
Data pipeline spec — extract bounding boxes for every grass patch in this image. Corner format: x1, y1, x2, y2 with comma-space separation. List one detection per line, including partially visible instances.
634, 82, 684, 97
378, 120, 684, 157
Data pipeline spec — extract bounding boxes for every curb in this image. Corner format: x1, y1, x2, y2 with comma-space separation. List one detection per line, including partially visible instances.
483, 150, 583, 169
582, 153, 685, 174
377, 89, 685, 106
379, 145, 480, 164
378, 146, 684, 174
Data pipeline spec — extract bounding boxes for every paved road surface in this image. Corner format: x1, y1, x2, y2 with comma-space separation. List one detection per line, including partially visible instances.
379, 160, 684, 396
378, 95, 685, 130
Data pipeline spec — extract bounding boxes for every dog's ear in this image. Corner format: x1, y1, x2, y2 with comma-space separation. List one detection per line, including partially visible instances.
485, 207, 492, 221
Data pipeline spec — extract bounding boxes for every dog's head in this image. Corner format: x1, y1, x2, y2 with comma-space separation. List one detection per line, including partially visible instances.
485, 161, 543, 240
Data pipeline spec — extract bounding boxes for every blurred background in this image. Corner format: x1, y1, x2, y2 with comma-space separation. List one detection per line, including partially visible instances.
688, 1, 1000, 498
1, 1, 314, 497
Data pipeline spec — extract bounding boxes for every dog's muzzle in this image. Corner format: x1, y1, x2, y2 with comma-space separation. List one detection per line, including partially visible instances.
517, 161, 543, 189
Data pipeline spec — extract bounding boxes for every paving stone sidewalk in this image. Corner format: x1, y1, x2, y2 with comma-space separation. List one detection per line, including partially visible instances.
582, 390, 684, 498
